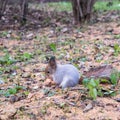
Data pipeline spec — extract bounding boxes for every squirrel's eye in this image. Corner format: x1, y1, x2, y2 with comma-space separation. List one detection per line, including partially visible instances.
47, 71, 50, 73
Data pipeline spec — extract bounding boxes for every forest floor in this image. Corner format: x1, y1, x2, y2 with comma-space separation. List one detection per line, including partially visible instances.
0, 7, 120, 120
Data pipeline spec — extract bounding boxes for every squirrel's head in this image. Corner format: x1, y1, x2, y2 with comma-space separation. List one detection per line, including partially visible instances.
45, 56, 57, 80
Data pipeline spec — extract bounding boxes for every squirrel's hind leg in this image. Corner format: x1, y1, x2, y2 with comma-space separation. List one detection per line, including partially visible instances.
59, 76, 75, 89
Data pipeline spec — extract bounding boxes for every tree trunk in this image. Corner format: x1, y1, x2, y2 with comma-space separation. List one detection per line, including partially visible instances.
0, 0, 8, 19
0, 0, 28, 24
20, 0, 29, 24
71, 0, 96, 24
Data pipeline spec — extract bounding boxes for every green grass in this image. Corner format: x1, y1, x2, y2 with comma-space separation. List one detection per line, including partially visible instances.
34, 0, 120, 12
30, 2, 72, 12
47, 2, 72, 12
95, 0, 120, 11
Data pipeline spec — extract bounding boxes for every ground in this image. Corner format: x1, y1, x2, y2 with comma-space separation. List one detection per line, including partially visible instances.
0, 6, 120, 120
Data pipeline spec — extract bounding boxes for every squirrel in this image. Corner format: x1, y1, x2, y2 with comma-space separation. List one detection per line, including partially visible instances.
45, 56, 80, 89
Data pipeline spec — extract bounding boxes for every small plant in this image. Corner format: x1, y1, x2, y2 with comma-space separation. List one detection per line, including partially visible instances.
113, 44, 120, 56
114, 35, 120, 39
49, 43, 57, 52
23, 91, 29, 96
0, 67, 4, 75
83, 78, 102, 100
103, 89, 117, 97
0, 85, 25, 97
110, 70, 119, 85
0, 31, 8, 38
4, 88, 17, 97
16, 52, 33, 61
0, 53, 16, 65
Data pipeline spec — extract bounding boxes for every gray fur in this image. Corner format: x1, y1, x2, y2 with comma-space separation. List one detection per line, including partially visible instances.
52, 64, 80, 88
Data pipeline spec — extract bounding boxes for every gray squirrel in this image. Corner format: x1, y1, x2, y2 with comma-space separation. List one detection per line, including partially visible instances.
45, 56, 80, 88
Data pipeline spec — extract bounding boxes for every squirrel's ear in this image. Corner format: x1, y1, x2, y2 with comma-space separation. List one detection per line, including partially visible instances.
49, 56, 57, 69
